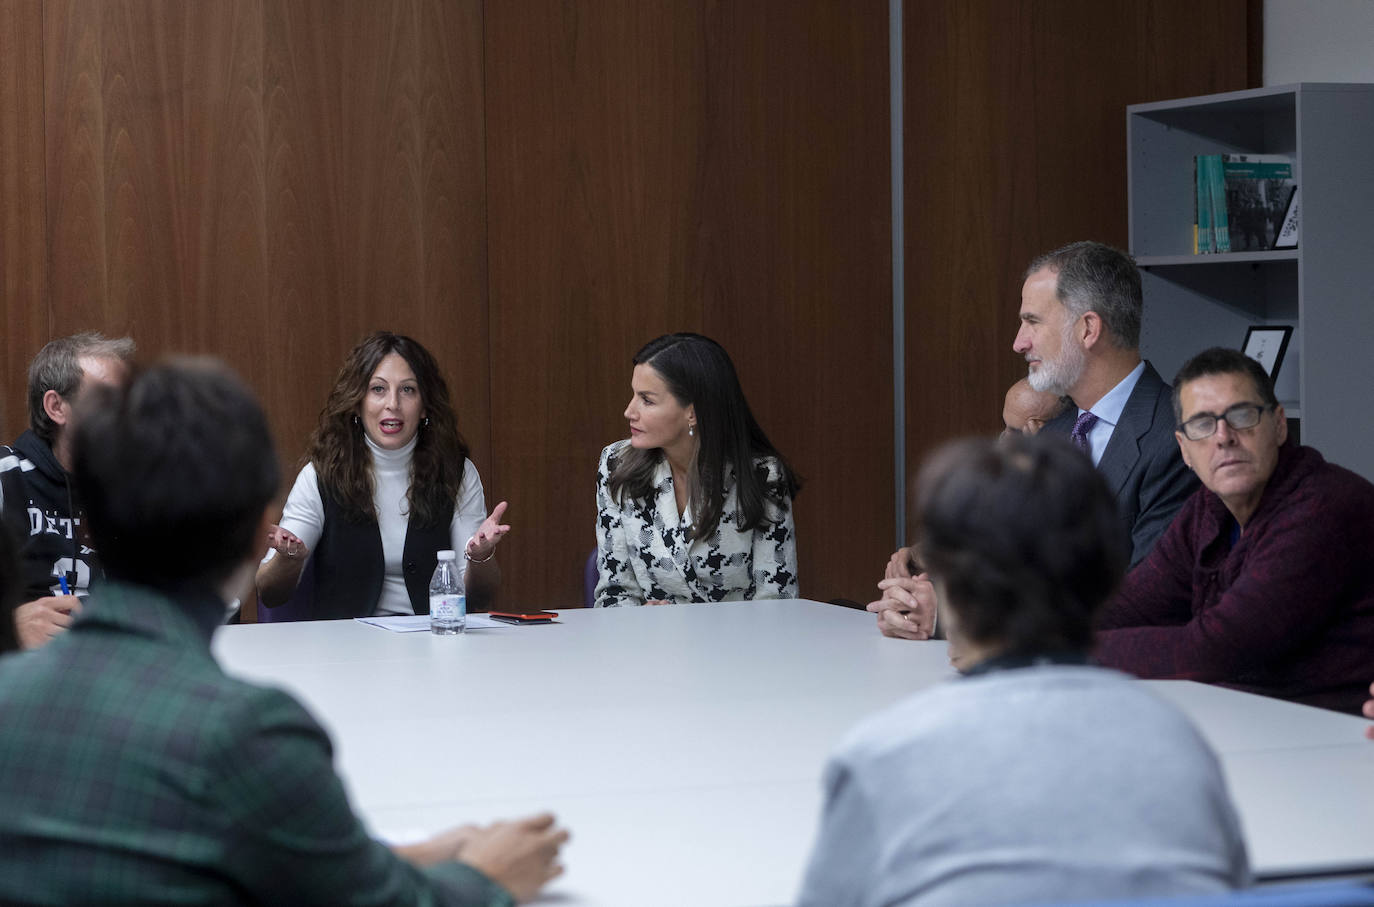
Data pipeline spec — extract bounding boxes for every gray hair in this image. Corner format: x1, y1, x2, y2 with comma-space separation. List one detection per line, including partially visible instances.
1024, 241, 1142, 350
28, 332, 137, 442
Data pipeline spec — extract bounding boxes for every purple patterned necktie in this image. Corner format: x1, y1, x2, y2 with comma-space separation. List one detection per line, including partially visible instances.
1070, 411, 1099, 453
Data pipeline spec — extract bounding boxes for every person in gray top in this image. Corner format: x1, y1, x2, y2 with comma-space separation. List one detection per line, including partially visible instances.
798, 434, 1249, 907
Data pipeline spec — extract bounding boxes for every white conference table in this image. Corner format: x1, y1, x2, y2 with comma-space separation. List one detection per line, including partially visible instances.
213, 600, 1374, 906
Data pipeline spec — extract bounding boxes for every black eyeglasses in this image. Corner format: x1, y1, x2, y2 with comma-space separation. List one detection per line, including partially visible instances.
1177, 402, 1273, 441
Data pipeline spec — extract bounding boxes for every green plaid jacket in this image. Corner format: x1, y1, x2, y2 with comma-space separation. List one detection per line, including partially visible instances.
0, 581, 513, 907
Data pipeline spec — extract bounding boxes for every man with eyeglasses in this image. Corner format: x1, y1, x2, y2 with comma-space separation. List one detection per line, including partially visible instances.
1095, 347, 1374, 714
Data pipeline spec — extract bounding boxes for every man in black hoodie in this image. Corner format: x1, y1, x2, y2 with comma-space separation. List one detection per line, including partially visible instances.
1, 332, 134, 649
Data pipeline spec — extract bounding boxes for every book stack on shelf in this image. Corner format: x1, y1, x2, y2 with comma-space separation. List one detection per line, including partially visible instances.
1128, 82, 1374, 482
1193, 154, 1299, 253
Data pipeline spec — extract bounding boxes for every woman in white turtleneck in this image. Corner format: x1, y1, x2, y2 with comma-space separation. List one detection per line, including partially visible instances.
256, 332, 508, 619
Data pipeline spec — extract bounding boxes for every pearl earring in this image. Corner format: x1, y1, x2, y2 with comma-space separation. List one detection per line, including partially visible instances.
688, 425, 695, 437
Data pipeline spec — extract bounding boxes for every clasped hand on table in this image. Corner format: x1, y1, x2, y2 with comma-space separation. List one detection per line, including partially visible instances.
866, 546, 937, 640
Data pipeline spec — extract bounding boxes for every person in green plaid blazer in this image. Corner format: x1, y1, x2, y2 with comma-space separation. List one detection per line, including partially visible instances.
0, 359, 567, 905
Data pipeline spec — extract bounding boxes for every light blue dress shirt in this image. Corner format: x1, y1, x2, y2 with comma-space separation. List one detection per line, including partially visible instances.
1080, 360, 1146, 466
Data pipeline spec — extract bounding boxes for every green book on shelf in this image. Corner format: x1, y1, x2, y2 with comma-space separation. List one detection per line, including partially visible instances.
1221, 154, 1295, 251
1207, 155, 1231, 253
1195, 155, 1213, 253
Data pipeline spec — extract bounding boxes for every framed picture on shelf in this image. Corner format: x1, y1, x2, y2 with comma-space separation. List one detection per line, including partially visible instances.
1242, 325, 1294, 381
1274, 186, 1299, 249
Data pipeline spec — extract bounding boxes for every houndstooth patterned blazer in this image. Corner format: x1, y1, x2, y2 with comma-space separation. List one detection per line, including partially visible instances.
593, 440, 798, 607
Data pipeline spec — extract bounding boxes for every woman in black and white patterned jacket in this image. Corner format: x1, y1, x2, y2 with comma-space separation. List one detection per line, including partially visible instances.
594, 333, 800, 608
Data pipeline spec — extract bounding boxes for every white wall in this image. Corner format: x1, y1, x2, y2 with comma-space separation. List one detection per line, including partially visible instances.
1265, 0, 1374, 84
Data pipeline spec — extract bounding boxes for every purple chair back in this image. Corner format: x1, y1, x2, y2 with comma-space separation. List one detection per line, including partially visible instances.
256, 556, 318, 622
584, 550, 598, 607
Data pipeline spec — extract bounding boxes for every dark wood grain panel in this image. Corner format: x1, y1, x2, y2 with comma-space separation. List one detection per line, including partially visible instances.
696, 1, 892, 604
42, 0, 113, 335
902, 0, 1252, 540
485, 1, 709, 608
486, 1, 892, 607
37, 0, 486, 476
43, 0, 285, 475
43, 0, 268, 363
262, 0, 489, 472
0, 0, 49, 439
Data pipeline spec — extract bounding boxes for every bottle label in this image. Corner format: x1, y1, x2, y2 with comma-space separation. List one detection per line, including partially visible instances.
430, 594, 466, 623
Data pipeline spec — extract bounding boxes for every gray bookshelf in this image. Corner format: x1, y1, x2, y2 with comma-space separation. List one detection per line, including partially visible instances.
1127, 83, 1374, 480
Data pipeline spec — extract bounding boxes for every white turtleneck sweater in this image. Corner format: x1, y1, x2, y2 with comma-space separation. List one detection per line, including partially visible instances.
272, 435, 487, 615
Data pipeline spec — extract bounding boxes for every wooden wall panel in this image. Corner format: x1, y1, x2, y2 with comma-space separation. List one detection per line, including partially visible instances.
34, 0, 487, 490
486, 1, 892, 607
901, 0, 1253, 540
261, 0, 489, 470
0, 0, 48, 439
485, 1, 709, 608
695, 3, 893, 605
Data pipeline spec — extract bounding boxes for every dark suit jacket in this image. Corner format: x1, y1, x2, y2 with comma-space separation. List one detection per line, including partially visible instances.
1044, 361, 1198, 567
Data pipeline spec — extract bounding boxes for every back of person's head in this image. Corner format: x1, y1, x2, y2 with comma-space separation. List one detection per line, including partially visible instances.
1024, 241, 1142, 350
309, 330, 467, 526
72, 358, 279, 594
620, 332, 799, 536
1172, 346, 1279, 423
0, 523, 21, 654
1002, 378, 1070, 436
28, 331, 136, 443
915, 434, 1127, 655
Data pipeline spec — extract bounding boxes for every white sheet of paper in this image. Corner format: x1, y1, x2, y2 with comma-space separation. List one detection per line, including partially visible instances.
354, 614, 514, 632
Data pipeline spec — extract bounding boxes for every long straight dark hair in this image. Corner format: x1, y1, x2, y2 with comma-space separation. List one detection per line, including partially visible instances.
307, 332, 469, 527
608, 333, 800, 540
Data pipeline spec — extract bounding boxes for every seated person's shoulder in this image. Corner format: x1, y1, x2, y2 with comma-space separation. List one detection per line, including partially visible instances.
171, 669, 332, 764
750, 454, 794, 492
599, 439, 632, 472
831, 676, 990, 765
1270, 448, 1374, 527
220, 677, 327, 735
1312, 456, 1374, 502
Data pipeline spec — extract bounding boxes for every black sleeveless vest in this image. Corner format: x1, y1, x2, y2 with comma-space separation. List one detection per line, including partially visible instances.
306, 479, 455, 620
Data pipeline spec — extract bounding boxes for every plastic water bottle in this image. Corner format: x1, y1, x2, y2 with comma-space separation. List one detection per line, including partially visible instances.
429, 550, 466, 635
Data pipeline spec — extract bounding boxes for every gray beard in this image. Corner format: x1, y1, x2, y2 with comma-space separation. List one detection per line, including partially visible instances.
1027, 342, 1085, 397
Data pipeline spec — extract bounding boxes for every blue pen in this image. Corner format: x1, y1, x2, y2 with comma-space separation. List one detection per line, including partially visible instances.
58, 575, 70, 595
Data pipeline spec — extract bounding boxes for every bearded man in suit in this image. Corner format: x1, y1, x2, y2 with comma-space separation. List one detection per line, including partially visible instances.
871, 241, 1196, 642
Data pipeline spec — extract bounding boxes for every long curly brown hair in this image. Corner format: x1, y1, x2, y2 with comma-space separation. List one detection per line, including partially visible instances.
307, 332, 469, 527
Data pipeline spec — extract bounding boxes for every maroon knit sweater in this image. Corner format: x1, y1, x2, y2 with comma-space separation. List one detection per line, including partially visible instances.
1096, 443, 1374, 714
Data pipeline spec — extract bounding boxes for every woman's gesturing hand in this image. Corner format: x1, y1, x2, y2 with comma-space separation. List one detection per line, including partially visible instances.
466, 501, 512, 563
267, 525, 308, 560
